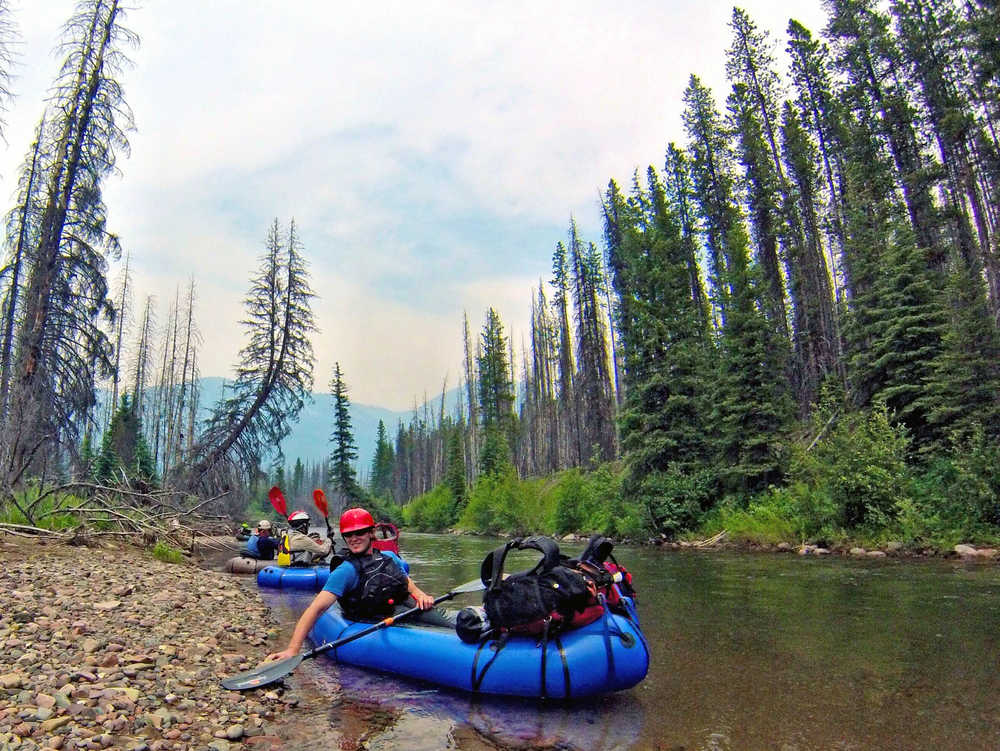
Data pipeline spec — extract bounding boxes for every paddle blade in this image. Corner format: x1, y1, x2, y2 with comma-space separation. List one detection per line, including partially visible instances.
221, 653, 304, 691
268, 486, 287, 517
450, 578, 487, 595
312, 489, 329, 518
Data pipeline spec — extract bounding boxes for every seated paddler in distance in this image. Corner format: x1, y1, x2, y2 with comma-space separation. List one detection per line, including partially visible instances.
265, 507, 452, 664
278, 509, 332, 566
242, 519, 279, 560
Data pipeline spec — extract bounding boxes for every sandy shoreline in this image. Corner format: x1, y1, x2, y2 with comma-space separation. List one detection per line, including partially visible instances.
0, 535, 304, 751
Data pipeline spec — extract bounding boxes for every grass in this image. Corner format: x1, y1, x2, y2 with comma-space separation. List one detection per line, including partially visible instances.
151, 540, 185, 564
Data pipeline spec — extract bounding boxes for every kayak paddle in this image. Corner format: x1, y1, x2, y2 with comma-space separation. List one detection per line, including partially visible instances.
268, 486, 287, 517
312, 488, 329, 517
221, 577, 486, 691
312, 488, 334, 537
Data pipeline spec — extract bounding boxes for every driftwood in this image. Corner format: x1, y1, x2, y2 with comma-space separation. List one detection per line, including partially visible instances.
690, 530, 727, 548
0, 480, 233, 553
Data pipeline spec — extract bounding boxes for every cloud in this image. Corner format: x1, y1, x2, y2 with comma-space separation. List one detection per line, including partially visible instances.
1, 0, 828, 410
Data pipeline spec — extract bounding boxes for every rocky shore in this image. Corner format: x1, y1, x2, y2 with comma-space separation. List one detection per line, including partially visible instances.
0, 536, 299, 751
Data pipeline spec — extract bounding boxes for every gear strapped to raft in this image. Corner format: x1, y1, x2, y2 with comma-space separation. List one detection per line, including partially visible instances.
459, 534, 640, 697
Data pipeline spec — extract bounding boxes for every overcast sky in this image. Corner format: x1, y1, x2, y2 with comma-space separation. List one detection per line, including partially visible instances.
0, 0, 827, 410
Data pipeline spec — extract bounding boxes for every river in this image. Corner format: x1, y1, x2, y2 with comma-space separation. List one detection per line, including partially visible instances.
241, 532, 1000, 750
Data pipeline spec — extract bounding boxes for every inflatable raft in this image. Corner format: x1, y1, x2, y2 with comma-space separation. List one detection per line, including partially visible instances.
256, 523, 404, 590
225, 556, 274, 575
308, 597, 649, 699
256, 564, 331, 590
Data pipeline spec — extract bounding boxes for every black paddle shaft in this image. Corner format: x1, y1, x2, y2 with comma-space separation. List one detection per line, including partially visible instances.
221, 579, 483, 691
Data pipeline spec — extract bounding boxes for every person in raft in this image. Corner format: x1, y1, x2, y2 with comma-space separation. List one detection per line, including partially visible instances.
242, 520, 279, 560
281, 510, 333, 565
265, 507, 452, 663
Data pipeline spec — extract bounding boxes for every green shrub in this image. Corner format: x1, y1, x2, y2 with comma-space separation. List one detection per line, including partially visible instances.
151, 541, 184, 564
401, 485, 457, 531
903, 425, 1000, 544
459, 470, 539, 535
0, 488, 98, 531
790, 402, 910, 529
627, 465, 715, 538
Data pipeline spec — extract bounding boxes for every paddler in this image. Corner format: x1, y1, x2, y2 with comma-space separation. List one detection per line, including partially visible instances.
265, 507, 452, 664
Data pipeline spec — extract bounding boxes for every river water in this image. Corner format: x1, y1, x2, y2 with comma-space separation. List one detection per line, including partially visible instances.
235, 532, 1000, 750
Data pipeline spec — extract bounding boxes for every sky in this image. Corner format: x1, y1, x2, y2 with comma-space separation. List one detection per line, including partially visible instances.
0, 0, 828, 410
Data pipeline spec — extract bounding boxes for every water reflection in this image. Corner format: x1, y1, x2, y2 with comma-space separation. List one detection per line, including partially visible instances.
243, 533, 1000, 749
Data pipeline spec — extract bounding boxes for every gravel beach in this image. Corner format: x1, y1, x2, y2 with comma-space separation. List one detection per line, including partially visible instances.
0, 535, 299, 751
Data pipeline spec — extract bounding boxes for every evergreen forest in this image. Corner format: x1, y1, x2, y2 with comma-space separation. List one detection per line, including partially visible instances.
1, 0, 999, 552
393, 1, 1000, 549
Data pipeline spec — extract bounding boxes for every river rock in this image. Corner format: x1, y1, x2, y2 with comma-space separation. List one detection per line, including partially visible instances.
0, 536, 293, 751
0, 672, 24, 689
850, 547, 867, 557
955, 544, 978, 558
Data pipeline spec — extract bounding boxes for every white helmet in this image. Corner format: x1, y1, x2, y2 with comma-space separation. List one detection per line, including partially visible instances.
258, 520, 272, 530
287, 510, 310, 531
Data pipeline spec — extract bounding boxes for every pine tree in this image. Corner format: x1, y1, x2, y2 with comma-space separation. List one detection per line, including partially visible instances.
892, 0, 1000, 313
568, 219, 616, 464
291, 457, 304, 497
477, 308, 515, 476
826, 0, 943, 266
608, 167, 716, 532
664, 144, 713, 334
444, 424, 466, 506
922, 253, 1000, 448
725, 10, 792, 347
780, 101, 844, 393
786, 18, 851, 293
329, 362, 362, 504
2, 0, 137, 484
682, 74, 792, 495
728, 7, 839, 412
0, 0, 16, 139
682, 75, 741, 324
191, 219, 315, 492
93, 392, 157, 489
369, 418, 395, 500
550, 241, 578, 465
0, 119, 47, 421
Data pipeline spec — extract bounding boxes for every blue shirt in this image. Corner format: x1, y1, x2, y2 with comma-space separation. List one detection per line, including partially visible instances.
323, 551, 410, 597
244, 534, 278, 560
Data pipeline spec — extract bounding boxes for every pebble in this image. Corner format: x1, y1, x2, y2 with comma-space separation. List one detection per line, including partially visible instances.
0, 537, 287, 750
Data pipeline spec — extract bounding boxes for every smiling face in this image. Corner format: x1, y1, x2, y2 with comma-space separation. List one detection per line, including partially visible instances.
343, 527, 373, 554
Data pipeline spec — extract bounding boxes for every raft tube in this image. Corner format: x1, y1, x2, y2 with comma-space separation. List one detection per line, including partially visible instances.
308, 598, 649, 699
225, 556, 274, 575
256, 565, 331, 591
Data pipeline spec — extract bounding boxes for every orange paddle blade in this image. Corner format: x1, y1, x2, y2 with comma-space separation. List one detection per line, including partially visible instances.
268, 486, 287, 516
312, 489, 329, 517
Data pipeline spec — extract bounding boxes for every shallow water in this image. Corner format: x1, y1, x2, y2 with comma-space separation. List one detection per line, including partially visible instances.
216, 532, 1000, 749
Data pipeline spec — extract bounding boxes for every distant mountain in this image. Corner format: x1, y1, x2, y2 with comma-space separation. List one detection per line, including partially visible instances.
196, 377, 461, 473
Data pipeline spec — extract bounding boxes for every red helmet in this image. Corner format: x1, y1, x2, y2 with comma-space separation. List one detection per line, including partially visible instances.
339, 507, 375, 534
287, 510, 311, 531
